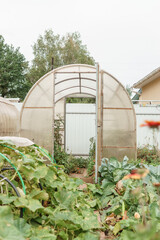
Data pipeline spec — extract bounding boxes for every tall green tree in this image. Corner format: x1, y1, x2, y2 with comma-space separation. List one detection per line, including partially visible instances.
0, 36, 30, 99
28, 30, 95, 83
126, 84, 132, 97
61, 32, 95, 66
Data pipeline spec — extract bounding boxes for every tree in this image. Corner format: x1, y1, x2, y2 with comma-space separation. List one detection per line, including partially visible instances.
126, 84, 132, 97
0, 36, 31, 99
61, 32, 95, 66
28, 30, 95, 83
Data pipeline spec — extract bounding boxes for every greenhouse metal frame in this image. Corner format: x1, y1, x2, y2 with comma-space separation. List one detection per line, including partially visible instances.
20, 64, 136, 180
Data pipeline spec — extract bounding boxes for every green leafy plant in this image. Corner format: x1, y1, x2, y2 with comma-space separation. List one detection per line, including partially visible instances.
98, 156, 160, 239
54, 115, 88, 174
0, 140, 101, 239
87, 137, 95, 176
137, 146, 160, 165
1, 127, 160, 239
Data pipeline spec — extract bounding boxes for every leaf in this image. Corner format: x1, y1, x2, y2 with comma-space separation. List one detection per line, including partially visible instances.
81, 210, 100, 230
0, 195, 17, 204
58, 231, 68, 240
88, 199, 97, 208
29, 189, 49, 201
113, 169, 130, 182
122, 156, 129, 167
150, 202, 160, 219
87, 183, 103, 194
45, 169, 57, 184
0, 207, 26, 240
74, 232, 99, 240
113, 222, 121, 235
51, 210, 82, 230
0, 221, 25, 240
101, 196, 111, 208
14, 219, 31, 238
0, 206, 13, 222
101, 181, 115, 196
17, 187, 25, 197
108, 157, 121, 171
14, 197, 43, 212
54, 189, 77, 210
33, 165, 48, 180
30, 227, 56, 240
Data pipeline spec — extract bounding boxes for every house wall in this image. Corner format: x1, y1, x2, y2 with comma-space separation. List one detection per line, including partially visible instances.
140, 77, 160, 104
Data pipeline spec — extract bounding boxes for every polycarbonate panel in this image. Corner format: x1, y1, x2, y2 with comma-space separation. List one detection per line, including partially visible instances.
0, 98, 19, 136
24, 73, 54, 107
55, 98, 65, 119
81, 79, 96, 89
55, 79, 79, 93
81, 73, 96, 81
81, 87, 96, 96
54, 65, 96, 102
55, 65, 80, 73
55, 73, 79, 84
77, 65, 96, 73
103, 109, 135, 131
103, 130, 135, 148
102, 148, 136, 161
56, 64, 96, 73
101, 71, 136, 160
21, 108, 53, 152
103, 73, 132, 108
55, 87, 80, 102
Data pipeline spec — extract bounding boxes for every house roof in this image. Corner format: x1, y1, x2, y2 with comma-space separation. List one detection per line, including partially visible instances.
133, 67, 160, 89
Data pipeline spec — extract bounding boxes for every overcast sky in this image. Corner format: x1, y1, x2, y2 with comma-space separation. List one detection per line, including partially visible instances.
1, 0, 160, 87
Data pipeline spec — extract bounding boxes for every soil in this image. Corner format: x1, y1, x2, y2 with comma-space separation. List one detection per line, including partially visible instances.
69, 168, 95, 183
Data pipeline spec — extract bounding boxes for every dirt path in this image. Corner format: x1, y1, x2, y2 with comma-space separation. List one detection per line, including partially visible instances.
69, 168, 94, 183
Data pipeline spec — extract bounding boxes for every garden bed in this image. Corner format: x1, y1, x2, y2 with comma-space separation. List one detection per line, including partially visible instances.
1, 141, 160, 239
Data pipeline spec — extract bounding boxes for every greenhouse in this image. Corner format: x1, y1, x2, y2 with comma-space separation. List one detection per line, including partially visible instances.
20, 64, 136, 169
0, 97, 19, 136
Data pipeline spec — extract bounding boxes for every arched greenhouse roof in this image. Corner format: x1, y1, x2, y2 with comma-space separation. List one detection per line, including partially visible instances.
0, 97, 19, 136
20, 64, 136, 162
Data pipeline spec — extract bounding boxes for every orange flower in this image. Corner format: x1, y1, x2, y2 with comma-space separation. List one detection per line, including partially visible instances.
140, 120, 160, 128
153, 183, 160, 187
123, 168, 149, 180
123, 173, 141, 180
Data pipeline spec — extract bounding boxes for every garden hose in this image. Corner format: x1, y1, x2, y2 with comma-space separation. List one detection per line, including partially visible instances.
1, 167, 14, 171
38, 182, 44, 206
2, 167, 44, 206
0, 173, 23, 218
0, 144, 50, 191
34, 145, 56, 164
0, 144, 26, 158
1, 142, 56, 165
0, 153, 26, 195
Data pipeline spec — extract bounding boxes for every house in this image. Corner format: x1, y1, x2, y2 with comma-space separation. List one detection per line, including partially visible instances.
132, 67, 160, 105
